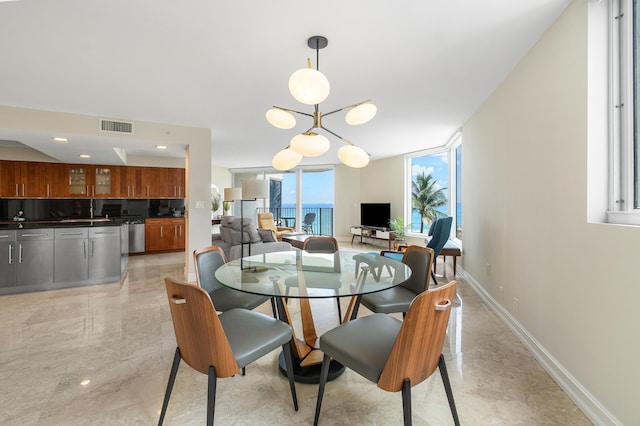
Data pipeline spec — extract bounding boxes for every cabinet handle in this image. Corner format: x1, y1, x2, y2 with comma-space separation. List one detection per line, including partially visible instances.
83, 241, 87, 259
147, 186, 150, 197
8, 244, 12, 265
0, 235, 8, 238
174, 226, 177, 236
18, 243, 23, 264
47, 184, 50, 197
15, 184, 18, 196
60, 232, 84, 236
21, 233, 48, 237
132, 186, 135, 197
160, 226, 163, 237
92, 185, 95, 197
174, 187, 177, 197
91, 240, 95, 258
86, 185, 88, 195
21, 183, 25, 196
127, 186, 130, 197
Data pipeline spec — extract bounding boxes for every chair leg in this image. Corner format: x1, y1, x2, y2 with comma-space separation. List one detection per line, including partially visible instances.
438, 354, 460, 426
158, 347, 181, 426
241, 367, 245, 376
334, 292, 342, 324
282, 342, 299, 411
207, 366, 217, 426
401, 378, 412, 426
313, 354, 332, 426
270, 297, 277, 318
431, 271, 439, 286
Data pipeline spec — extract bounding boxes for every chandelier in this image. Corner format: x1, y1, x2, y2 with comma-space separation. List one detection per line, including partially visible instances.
268, 36, 377, 170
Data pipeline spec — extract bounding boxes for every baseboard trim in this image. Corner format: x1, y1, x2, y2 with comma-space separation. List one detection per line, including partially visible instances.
459, 268, 621, 426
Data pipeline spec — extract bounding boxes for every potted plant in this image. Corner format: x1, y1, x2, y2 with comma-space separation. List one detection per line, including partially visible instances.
389, 216, 407, 249
223, 200, 232, 216
211, 192, 221, 218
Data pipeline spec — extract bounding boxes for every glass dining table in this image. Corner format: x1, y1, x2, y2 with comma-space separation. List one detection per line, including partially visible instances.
215, 249, 411, 383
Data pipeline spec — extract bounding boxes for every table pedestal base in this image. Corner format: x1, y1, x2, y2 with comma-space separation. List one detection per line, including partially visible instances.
278, 352, 345, 384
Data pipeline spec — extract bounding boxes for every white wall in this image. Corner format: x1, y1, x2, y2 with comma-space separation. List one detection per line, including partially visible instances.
333, 164, 362, 241
462, 1, 638, 424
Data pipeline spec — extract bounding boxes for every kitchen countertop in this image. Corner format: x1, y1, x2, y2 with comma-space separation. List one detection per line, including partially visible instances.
0, 219, 126, 229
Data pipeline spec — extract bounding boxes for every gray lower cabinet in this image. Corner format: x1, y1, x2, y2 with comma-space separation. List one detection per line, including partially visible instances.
0, 230, 17, 288
16, 228, 54, 288
89, 227, 121, 280
54, 228, 89, 282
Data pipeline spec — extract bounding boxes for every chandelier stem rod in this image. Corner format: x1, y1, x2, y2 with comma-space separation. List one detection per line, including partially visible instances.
323, 99, 374, 117
321, 126, 371, 156
272, 105, 314, 118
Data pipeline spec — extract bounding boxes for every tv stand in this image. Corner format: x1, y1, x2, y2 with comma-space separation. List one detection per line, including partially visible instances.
350, 226, 395, 250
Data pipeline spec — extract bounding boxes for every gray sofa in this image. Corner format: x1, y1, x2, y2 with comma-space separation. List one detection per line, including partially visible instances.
212, 216, 294, 260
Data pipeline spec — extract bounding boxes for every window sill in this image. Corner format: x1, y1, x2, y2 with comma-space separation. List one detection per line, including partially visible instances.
606, 211, 640, 226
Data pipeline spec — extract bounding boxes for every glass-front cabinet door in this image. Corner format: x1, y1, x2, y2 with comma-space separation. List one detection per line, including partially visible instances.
69, 167, 89, 196
94, 167, 112, 196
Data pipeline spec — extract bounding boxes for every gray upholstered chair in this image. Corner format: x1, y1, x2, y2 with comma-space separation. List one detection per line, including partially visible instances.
194, 246, 276, 319
159, 278, 298, 426
313, 281, 459, 426
426, 217, 453, 285
284, 236, 344, 323
302, 212, 316, 234
357, 245, 434, 319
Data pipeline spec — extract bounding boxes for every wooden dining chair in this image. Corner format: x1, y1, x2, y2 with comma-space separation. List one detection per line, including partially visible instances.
313, 281, 459, 426
284, 236, 343, 323
357, 246, 434, 319
194, 245, 276, 317
159, 278, 298, 426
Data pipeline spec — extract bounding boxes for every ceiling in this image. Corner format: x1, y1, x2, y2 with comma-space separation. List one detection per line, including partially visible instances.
0, 0, 571, 169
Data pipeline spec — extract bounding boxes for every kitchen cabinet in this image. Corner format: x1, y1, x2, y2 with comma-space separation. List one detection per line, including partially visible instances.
145, 218, 185, 252
89, 227, 121, 280
16, 228, 54, 288
0, 161, 47, 197
0, 230, 16, 288
45, 163, 69, 197
119, 166, 143, 198
54, 228, 89, 283
166, 168, 185, 198
68, 165, 119, 198
142, 167, 166, 198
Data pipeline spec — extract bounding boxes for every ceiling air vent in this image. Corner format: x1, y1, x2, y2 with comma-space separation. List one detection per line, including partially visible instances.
99, 118, 134, 134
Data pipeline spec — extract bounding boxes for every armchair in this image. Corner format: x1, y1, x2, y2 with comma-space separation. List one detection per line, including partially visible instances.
258, 212, 295, 240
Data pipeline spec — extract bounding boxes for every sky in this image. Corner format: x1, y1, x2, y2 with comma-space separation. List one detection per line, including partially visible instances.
281, 169, 334, 206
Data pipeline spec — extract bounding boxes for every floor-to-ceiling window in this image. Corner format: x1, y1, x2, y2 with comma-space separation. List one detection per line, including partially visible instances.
404, 131, 462, 242
232, 167, 334, 235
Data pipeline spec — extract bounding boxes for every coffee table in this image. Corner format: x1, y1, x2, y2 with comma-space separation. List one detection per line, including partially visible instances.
282, 233, 310, 249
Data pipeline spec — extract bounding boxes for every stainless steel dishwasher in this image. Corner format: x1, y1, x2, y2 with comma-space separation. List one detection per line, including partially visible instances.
127, 220, 146, 253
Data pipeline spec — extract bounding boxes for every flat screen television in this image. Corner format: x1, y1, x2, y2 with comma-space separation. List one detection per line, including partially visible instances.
360, 203, 391, 229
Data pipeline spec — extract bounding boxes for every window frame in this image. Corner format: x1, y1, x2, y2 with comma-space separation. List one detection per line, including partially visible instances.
404, 130, 462, 243
608, 0, 640, 224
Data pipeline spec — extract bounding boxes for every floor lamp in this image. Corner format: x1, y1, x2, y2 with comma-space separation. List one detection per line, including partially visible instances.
240, 179, 269, 271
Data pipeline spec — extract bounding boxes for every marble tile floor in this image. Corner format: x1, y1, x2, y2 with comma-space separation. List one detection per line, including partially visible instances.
0, 246, 592, 425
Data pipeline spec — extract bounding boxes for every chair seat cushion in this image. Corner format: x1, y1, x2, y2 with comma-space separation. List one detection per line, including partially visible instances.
360, 286, 417, 313
320, 314, 401, 383
219, 308, 292, 368
210, 287, 270, 312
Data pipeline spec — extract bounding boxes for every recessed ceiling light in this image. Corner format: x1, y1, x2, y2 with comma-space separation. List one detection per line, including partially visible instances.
52, 137, 68, 142
80, 379, 91, 386
80, 154, 91, 158
156, 145, 167, 150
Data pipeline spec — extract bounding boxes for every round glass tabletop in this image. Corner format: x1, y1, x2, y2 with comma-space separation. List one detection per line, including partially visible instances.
214, 249, 411, 299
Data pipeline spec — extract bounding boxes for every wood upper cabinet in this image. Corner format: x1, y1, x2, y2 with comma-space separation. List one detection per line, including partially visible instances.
145, 218, 185, 252
119, 166, 143, 198
0, 161, 48, 197
44, 163, 69, 198
68, 165, 119, 198
142, 167, 166, 198
166, 168, 185, 198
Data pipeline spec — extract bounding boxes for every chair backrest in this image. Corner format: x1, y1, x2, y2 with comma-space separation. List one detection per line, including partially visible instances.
164, 278, 239, 377
303, 212, 316, 225
302, 236, 338, 253
377, 280, 456, 392
397, 246, 434, 294
257, 212, 277, 233
193, 246, 228, 294
426, 217, 452, 258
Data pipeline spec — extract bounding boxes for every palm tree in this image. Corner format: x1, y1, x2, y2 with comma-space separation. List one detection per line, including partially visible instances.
411, 173, 447, 233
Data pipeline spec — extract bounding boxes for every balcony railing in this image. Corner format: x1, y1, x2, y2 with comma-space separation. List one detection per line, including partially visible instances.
257, 207, 334, 236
